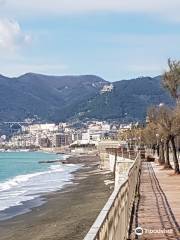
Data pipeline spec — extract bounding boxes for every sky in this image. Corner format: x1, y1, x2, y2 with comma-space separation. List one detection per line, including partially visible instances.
0, 1, 180, 81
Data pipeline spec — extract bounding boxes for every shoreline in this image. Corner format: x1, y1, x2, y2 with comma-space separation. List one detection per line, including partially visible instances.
0, 154, 114, 240
0, 167, 81, 222
0, 151, 78, 219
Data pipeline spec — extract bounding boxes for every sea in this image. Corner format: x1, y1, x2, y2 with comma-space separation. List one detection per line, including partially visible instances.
0, 151, 80, 220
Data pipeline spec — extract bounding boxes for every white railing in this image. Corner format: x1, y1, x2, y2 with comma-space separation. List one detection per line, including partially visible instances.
84, 154, 140, 240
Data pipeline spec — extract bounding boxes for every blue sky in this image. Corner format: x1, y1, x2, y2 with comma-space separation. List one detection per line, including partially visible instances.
1, 1, 180, 81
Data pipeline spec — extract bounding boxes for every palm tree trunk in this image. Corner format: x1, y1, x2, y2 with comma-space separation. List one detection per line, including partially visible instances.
164, 139, 172, 169
170, 136, 180, 174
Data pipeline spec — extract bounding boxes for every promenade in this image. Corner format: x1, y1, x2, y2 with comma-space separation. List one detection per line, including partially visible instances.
130, 161, 180, 239
84, 148, 180, 240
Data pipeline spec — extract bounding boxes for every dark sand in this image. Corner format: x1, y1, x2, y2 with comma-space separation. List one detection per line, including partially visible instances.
0, 154, 113, 240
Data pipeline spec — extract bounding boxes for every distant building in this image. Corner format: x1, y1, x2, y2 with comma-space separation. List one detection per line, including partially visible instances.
39, 137, 51, 148
72, 131, 82, 141
52, 133, 70, 147
82, 132, 90, 141
119, 123, 133, 132
101, 123, 111, 131
100, 84, 114, 94
25, 123, 58, 133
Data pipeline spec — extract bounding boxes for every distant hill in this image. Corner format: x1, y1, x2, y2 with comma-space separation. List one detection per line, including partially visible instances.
0, 73, 173, 123
0, 73, 107, 122
72, 76, 174, 122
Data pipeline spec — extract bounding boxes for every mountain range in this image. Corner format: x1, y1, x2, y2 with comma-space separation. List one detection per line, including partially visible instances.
0, 73, 173, 123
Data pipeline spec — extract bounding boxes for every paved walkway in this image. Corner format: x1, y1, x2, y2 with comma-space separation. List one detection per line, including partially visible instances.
130, 161, 180, 239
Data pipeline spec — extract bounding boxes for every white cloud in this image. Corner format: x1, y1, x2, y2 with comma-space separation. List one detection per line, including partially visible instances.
1, 0, 180, 21
0, 18, 31, 53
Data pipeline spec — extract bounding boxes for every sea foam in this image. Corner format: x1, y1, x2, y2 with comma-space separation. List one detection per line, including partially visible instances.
0, 163, 79, 214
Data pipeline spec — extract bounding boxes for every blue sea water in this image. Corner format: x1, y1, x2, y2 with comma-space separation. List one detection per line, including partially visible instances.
0, 152, 79, 220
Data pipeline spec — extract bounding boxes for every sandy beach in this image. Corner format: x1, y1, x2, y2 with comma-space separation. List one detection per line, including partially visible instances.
0, 154, 113, 240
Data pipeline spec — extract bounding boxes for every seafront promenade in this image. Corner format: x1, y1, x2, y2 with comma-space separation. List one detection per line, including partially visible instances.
84, 149, 180, 240
130, 161, 180, 239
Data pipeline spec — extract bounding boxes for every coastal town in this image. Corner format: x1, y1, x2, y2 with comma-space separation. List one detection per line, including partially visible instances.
0, 120, 133, 152
1, 1, 180, 240
0, 60, 180, 239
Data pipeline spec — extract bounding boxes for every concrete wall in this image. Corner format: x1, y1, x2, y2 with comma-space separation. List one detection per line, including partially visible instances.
98, 140, 120, 169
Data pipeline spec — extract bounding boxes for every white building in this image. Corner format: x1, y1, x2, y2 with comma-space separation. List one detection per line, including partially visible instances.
23, 123, 58, 134
100, 84, 114, 94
